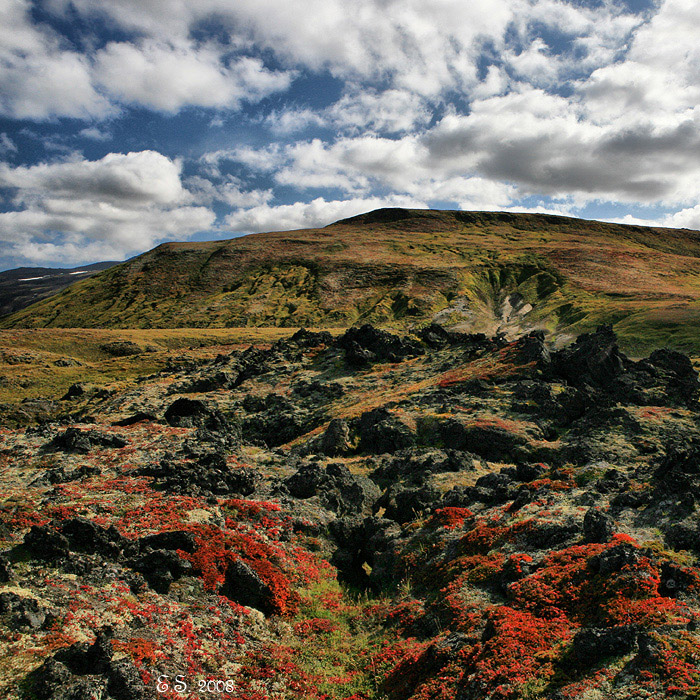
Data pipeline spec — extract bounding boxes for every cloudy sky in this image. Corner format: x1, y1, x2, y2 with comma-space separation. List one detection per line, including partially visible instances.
0, 0, 698, 270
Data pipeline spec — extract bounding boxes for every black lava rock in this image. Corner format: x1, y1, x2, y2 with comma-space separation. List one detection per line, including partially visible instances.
356, 408, 415, 454
315, 418, 352, 456
164, 398, 229, 432
0, 553, 13, 582
220, 559, 275, 615
570, 626, 639, 666
550, 325, 625, 388
128, 549, 192, 593
336, 325, 423, 365
23, 525, 70, 560
140, 453, 259, 497
61, 383, 86, 400
0, 591, 47, 630
376, 484, 440, 524
139, 530, 197, 553
47, 427, 127, 454
59, 517, 125, 557
284, 462, 379, 515
583, 508, 615, 543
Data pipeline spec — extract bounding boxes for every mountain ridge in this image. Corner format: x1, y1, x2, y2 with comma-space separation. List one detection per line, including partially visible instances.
0, 261, 119, 317
3, 209, 700, 355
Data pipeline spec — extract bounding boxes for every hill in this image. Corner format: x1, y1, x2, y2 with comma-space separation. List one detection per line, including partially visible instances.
3, 209, 700, 355
0, 261, 118, 317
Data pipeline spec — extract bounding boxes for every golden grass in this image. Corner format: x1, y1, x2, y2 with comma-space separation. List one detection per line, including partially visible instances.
0, 327, 333, 404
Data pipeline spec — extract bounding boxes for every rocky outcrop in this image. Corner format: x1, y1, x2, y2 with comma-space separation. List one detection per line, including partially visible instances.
46, 427, 126, 454
284, 462, 379, 515
336, 324, 423, 366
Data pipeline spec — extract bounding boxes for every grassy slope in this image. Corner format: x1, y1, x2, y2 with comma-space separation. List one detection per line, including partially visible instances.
3, 209, 700, 354
0, 327, 298, 405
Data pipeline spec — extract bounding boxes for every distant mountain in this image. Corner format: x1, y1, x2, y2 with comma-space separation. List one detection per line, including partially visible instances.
3, 208, 700, 355
0, 261, 119, 317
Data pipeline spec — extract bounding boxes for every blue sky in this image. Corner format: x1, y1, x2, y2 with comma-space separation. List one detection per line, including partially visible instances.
0, 0, 698, 270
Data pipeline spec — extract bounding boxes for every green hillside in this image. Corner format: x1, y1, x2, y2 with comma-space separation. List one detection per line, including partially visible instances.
4, 209, 700, 355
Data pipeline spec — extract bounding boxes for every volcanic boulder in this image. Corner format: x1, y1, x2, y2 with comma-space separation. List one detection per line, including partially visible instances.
284, 462, 379, 515
47, 427, 127, 454
550, 325, 625, 387
220, 559, 276, 615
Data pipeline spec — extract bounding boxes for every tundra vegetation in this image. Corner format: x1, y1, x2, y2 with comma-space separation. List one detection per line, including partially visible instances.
1, 320, 700, 700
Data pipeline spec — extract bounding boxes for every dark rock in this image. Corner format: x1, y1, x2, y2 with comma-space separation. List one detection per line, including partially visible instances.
376, 484, 440, 524
47, 427, 127, 454
655, 442, 700, 482
113, 412, 157, 426
436, 417, 529, 461
515, 462, 546, 482
315, 419, 352, 456
59, 518, 125, 557
417, 324, 488, 348
139, 530, 197, 553
292, 380, 344, 401
510, 380, 557, 415
284, 462, 324, 499
26, 658, 73, 700
128, 549, 192, 593
33, 464, 102, 486
372, 448, 478, 485
336, 324, 423, 365
595, 468, 631, 494
27, 627, 144, 700
55, 627, 114, 675
356, 408, 415, 454
24, 525, 70, 560
220, 559, 275, 615
557, 386, 597, 423
550, 325, 625, 388
330, 516, 401, 590
241, 395, 319, 447
665, 522, 700, 552
100, 340, 143, 356
164, 398, 229, 432
648, 348, 700, 406
588, 543, 640, 575
658, 562, 698, 597
507, 485, 533, 512
285, 328, 334, 348
583, 508, 614, 543
518, 518, 581, 549
61, 383, 86, 400
473, 472, 514, 504
0, 553, 13, 582
328, 516, 364, 550
440, 486, 475, 509
571, 626, 639, 666
284, 462, 379, 515
140, 453, 258, 497
0, 591, 47, 629
342, 340, 376, 368
174, 370, 235, 393
513, 330, 550, 364
230, 345, 276, 388
107, 658, 146, 700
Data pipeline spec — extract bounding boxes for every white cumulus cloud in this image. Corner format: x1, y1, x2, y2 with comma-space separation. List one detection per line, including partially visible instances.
224, 196, 427, 233
0, 151, 215, 263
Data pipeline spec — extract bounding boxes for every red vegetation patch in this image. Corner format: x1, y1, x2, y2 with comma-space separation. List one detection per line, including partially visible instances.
428, 507, 474, 530
292, 618, 338, 637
